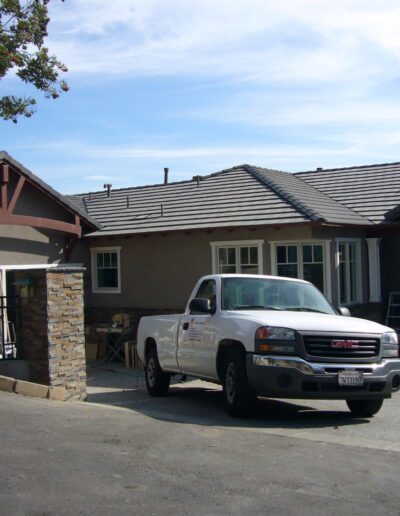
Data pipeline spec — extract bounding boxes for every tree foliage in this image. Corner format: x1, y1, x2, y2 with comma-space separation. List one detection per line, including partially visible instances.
0, 0, 68, 122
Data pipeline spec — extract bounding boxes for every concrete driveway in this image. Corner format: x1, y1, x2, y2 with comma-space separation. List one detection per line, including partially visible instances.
86, 361, 400, 452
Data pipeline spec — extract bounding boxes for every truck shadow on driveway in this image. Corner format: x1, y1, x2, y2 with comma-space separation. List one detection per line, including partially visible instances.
87, 382, 370, 431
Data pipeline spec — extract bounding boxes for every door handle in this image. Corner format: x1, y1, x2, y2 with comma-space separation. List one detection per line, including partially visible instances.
182, 322, 189, 330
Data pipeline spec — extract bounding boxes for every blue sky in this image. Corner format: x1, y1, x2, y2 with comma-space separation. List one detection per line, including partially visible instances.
2, 0, 400, 194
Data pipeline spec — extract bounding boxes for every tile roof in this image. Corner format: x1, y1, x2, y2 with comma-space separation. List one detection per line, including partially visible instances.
247, 166, 368, 226
68, 164, 371, 237
295, 162, 400, 223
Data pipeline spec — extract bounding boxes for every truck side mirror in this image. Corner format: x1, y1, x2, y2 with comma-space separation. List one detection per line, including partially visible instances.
338, 307, 351, 317
189, 298, 214, 314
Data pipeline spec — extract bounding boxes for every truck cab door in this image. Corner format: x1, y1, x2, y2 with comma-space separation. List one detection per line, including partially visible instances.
177, 279, 219, 379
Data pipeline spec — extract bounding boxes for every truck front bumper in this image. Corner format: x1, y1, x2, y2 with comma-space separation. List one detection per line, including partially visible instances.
247, 354, 400, 399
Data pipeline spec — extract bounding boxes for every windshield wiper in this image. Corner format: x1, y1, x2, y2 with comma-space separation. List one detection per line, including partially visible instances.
285, 307, 327, 314
231, 305, 282, 310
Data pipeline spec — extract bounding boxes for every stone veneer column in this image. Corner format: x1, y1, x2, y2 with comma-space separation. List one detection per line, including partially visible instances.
46, 269, 87, 401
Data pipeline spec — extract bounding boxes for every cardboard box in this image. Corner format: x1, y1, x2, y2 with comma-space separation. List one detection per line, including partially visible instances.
85, 342, 99, 360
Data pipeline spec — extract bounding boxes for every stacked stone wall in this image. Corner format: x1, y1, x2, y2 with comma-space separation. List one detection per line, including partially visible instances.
47, 270, 87, 400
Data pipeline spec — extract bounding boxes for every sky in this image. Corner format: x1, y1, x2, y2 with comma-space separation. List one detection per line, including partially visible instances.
2, 0, 400, 194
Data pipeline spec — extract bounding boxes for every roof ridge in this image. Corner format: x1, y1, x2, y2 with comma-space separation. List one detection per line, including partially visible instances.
244, 165, 323, 221
0, 151, 100, 229
67, 164, 249, 198
295, 161, 400, 175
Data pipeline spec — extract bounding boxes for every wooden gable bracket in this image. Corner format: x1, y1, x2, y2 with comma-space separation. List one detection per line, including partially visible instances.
0, 163, 82, 237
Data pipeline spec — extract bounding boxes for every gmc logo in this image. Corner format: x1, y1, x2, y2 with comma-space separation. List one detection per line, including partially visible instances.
331, 340, 360, 349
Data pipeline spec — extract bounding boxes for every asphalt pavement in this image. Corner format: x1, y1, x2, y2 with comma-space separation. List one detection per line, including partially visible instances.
1, 366, 400, 515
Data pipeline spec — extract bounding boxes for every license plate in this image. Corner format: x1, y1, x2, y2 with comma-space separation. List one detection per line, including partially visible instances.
338, 370, 364, 386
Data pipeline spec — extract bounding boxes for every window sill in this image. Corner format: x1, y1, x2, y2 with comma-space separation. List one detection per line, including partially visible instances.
92, 288, 121, 294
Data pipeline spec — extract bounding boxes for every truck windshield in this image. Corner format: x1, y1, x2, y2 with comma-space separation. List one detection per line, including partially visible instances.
222, 277, 336, 315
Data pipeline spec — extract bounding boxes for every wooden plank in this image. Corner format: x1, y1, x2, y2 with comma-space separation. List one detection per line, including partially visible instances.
7, 175, 25, 213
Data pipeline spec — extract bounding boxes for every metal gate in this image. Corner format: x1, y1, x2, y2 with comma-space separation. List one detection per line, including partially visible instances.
0, 296, 22, 360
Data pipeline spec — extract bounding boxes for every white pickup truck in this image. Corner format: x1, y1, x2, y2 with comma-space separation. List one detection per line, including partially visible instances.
137, 274, 400, 417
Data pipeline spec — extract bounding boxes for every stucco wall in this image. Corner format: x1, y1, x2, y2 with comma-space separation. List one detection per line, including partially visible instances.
87, 224, 317, 311
86, 224, 380, 313
0, 225, 65, 265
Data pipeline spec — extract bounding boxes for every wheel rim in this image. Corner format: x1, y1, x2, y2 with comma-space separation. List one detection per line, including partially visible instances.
147, 357, 156, 387
225, 362, 236, 404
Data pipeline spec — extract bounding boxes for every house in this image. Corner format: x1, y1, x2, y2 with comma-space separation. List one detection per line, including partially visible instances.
1, 151, 400, 327
0, 152, 101, 397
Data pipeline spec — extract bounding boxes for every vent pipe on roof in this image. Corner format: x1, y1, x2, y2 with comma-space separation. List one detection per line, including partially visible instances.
103, 183, 112, 197
164, 167, 169, 184
316, 167, 323, 171
193, 175, 201, 186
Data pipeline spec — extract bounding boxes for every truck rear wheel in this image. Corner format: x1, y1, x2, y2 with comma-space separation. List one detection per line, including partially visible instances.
346, 398, 383, 417
145, 346, 170, 396
222, 348, 255, 418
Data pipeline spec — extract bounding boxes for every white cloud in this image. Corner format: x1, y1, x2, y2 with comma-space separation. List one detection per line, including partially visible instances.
46, 1, 400, 85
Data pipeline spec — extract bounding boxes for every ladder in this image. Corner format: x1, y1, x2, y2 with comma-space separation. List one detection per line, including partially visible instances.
386, 292, 400, 330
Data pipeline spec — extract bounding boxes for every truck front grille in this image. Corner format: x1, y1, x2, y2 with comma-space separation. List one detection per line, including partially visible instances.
303, 335, 380, 360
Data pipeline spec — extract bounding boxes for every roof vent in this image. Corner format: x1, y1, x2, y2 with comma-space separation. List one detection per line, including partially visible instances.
164, 167, 169, 184
103, 183, 112, 197
316, 167, 323, 171
193, 175, 201, 186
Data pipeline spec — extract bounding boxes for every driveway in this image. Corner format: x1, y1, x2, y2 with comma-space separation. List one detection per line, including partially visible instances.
86, 361, 400, 452
1, 384, 400, 516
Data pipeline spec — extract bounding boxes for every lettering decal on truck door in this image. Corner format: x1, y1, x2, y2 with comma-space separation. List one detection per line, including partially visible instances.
188, 318, 205, 342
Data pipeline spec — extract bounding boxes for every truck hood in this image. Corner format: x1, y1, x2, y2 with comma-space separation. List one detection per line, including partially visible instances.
227, 310, 393, 334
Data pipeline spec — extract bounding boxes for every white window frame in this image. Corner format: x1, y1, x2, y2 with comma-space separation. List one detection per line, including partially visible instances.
90, 247, 121, 294
335, 238, 362, 306
210, 240, 264, 275
270, 240, 332, 302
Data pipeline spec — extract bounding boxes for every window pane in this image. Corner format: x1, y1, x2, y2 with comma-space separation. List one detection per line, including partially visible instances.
228, 247, 236, 264
277, 264, 298, 278
250, 246, 258, 264
196, 280, 216, 300
339, 243, 346, 262
287, 245, 298, 263
240, 247, 249, 265
339, 261, 347, 304
349, 259, 357, 302
104, 253, 111, 268
220, 265, 236, 274
110, 252, 117, 268
313, 245, 323, 262
97, 253, 103, 268
98, 268, 118, 288
240, 265, 258, 274
277, 246, 286, 264
302, 245, 312, 263
303, 263, 324, 292
218, 248, 227, 266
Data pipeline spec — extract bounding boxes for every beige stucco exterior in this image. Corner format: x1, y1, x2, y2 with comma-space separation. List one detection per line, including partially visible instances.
86, 223, 375, 311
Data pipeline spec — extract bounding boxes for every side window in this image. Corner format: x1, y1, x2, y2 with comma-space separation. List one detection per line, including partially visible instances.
192, 280, 216, 314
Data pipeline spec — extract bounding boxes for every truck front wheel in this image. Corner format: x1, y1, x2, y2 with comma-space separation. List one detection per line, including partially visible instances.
222, 349, 255, 418
346, 398, 383, 417
145, 346, 170, 396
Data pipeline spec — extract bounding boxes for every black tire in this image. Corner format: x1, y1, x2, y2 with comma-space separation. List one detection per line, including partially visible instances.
222, 348, 255, 418
346, 398, 383, 417
145, 346, 170, 396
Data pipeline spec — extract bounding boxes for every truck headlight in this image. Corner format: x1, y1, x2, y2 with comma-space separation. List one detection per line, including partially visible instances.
255, 326, 296, 354
382, 332, 399, 358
